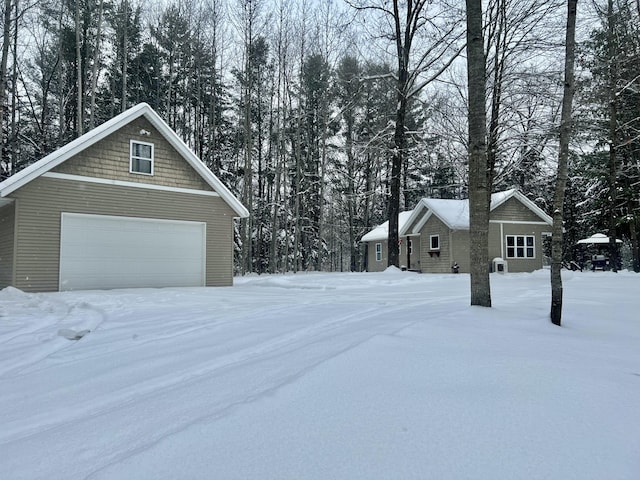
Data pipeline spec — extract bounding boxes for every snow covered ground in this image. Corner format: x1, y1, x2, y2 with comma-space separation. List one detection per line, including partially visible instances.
1, 269, 639, 479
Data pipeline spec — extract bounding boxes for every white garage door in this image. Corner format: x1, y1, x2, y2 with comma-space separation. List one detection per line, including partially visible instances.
59, 213, 206, 291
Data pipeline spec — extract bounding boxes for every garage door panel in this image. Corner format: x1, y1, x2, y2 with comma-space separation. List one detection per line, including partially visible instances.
60, 213, 206, 291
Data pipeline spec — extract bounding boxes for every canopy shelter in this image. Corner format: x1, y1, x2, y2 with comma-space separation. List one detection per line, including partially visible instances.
577, 233, 623, 245
575, 233, 622, 271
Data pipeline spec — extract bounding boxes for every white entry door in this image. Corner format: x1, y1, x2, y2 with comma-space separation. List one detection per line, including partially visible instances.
59, 213, 206, 291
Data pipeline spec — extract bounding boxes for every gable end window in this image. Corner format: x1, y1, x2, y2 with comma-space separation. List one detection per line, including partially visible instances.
375, 242, 382, 262
430, 234, 440, 251
130, 140, 154, 175
506, 235, 535, 259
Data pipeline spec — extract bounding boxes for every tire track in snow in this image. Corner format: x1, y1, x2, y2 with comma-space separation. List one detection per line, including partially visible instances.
1, 297, 462, 448
0, 302, 387, 445
84, 297, 470, 480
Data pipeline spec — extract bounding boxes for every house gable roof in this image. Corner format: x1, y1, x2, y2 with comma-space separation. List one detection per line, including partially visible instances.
0, 103, 249, 218
361, 210, 414, 242
394, 189, 552, 237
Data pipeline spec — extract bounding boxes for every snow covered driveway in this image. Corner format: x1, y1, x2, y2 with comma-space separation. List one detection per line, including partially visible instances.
1, 270, 639, 479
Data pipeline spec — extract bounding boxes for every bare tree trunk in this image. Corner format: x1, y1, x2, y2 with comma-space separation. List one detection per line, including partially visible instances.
1, 0, 13, 155
9, 0, 17, 158
121, 0, 128, 112
466, 0, 491, 307
89, 0, 104, 129
75, 0, 83, 135
629, 195, 639, 272
607, 0, 619, 273
57, 2, 66, 142
486, 0, 507, 192
386, 0, 410, 269
550, 0, 578, 326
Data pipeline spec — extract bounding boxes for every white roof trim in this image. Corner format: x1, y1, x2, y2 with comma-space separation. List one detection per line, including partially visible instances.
398, 199, 427, 237
413, 209, 433, 234
0, 103, 249, 218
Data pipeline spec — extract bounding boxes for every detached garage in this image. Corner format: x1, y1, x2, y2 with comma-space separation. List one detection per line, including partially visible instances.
0, 103, 249, 292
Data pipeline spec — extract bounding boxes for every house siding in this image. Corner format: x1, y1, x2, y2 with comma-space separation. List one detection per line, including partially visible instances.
492, 197, 543, 223
0, 203, 15, 287
489, 222, 549, 272
367, 239, 388, 272
419, 216, 452, 273
10, 177, 235, 292
366, 236, 421, 272
52, 117, 212, 192
400, 236, 421, 271
450, 230, 471, 273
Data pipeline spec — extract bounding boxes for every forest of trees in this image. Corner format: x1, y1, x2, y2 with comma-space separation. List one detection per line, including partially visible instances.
0, 0, 638, 274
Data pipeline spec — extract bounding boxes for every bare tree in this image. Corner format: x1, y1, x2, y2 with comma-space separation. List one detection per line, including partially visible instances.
347, 0, 464, 268
606, 0, 619, 272
75, 0, 83, 135
466, 0, 491, 307
1, 0, 13, 158
550, 0, 578, 326
89, 0, 104, 129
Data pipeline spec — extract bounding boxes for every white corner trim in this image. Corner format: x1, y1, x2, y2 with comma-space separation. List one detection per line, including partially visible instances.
43, 172, 221, 197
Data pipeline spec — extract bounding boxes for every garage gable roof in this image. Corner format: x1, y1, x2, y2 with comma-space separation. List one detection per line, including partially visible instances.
0, 103, 249, 218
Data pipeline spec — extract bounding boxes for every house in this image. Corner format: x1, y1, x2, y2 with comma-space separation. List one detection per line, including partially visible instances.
362, 189, 553, 273
361, 211, 421, 271
0, 103, 249, 292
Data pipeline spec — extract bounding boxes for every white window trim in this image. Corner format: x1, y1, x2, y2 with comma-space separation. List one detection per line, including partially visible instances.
430, 234, 440, 251
375, 242, 382, 262
505, 234, 536, 259
130, 140, 154, 176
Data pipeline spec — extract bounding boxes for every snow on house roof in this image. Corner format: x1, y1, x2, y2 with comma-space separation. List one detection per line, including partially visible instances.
398, 189, 551, 235
361, 211, 415, 242
361, 189, 552, 242
0, 103, 249, 218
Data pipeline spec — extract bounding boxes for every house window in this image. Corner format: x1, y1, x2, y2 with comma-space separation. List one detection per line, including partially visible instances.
375, 243, 382, 262
130, 140, 154, 175
408, 239, 413, 255
506, 235, 535, 258
430, 234, 440, 251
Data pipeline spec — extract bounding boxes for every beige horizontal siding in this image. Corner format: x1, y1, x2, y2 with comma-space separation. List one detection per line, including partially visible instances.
367, 239, 387, 272
451, 230, 470, 273
419, 216, 452, 273
11, 177, 235, 292
489, 222, 549, 272
52, 117, 212, 192
492, 197, 543, 223
0, 203, 15, 287
400, 236, 421, 270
